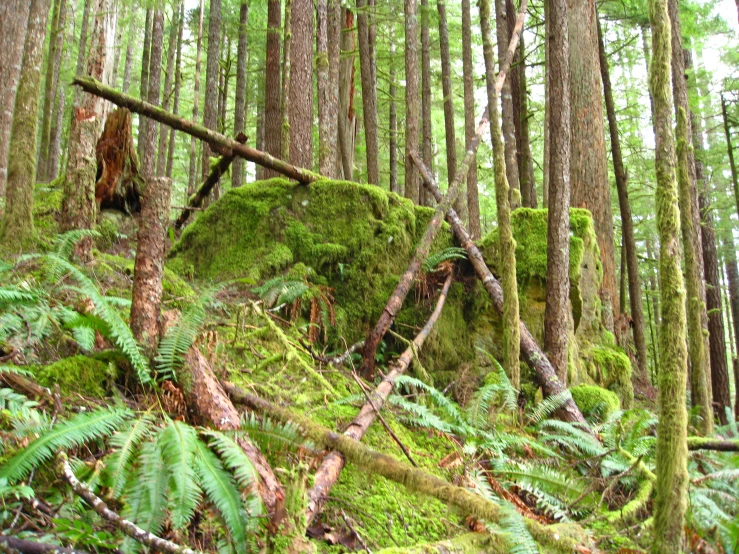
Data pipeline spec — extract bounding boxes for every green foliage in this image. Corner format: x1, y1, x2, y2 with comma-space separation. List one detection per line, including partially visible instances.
422, 247, 467, 273
569, 384, 620, 421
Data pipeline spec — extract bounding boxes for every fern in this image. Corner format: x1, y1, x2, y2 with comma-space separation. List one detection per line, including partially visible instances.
158, 419, 202, 529
252, 277, 309, 308
394, 375, 466, 425
201, 430, 262, 501
537, 419, 606, 457
240, 412, 311, 453
526, 390, 573, 425
155, 300, 206, 382
422, 247, 467, 273
106, 414, 156, 498
0, 407, 131, 482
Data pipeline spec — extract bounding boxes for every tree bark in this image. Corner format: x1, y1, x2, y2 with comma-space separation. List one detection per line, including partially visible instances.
420, 0, 432, 205
141, 10, 164, 179
462, 0, 480, 238
48, 0, 75, 182
289, 0, 314, 169
316, 0, 331, 176
187, 0, 204, 195
357, 0, 379, 185
542, 0, 550, 209
201, 0, 222, 183
0, 0, 32, 197
157, 6, 179, 178
389, 38, 399, 194
597, 16, 648, 384
544, 0, 571, 382
648, 0, 690, 548
0, 0, 51, 252
232, 1, 249, 188
723, 231, 739, 419
338, 8, 356, 180
324, 0, 341, 179
264, 0, 282, 178
722, 94, 739, 221
110, 2, 124, 87
516, 29, 536, 208
137, 8, 153, 162
280, 0, 292, 162
166, 2, 184, 180
569, 0, 618, 328
121, 4, 136, 94
404, 0, 420, 203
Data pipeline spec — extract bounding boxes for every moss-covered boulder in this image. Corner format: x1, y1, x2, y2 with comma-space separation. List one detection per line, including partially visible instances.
570, 385, 621, 420
33, 354, 118, 397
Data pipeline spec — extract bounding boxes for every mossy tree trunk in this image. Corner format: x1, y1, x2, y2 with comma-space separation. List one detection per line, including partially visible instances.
648, 0, 689, 548
264, 0, 282, 179
357, 0, 379, 185
280, 0, 292, 163
420, 0, 433, 206
137, 8, 153, 162
187, 0, 204, 194
325, 0, 341, 179
156, 7, 179, 178
389, 38, 399, 193
516, 27, 537, 209
166, 2, 184, 180
288, 0, 313, 170
232, 1, 248, 188
338, 8, 356, 180
404, 0, 420, 203
0, 0, 51, 252
140, 10, 164, 178
479, 0, 521, 389
722, 231, 739, 419
201, 0, 221, 182
462, 0, 480, 238
121, 4, 136, 94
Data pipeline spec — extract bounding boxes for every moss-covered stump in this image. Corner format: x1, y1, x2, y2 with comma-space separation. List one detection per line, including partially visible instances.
570, 385, 620, 420
32, 354, 118, 397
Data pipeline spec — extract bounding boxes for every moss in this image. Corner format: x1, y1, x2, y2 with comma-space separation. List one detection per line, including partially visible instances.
570, 385, 620, 420
33, 355, 117, 397
374, 532, 505, 553
584, 346, 634, 409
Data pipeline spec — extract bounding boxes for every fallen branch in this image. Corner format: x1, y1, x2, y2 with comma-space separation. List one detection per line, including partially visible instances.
222, 385, 579, 553
0, 536, 90, 554
306, 273, 453, 525
58, 455, 200, 554
687, 437, 739, 452
306, 340, 364, 366
410, 153, 588, 425
174, 133, 247, 229
72, 76, 321, 184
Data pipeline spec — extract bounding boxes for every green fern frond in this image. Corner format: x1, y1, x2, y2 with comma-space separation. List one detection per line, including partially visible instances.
107, 414, 156, 498
526, 390, 573, 425
387, 395, 454, 434
52, 229, 101, 261
0, 407, 131, 482
490, 507, 540, 554
252, 277, 309, 307
155, 302, 205, 382
201, 430, 262, 508
394, 375, 466, 425
422, 247, 467, 273
537, 419, 606, 457
0, 365, 33, 377
240, 412, 310, 453
158, 419, 202, 529
0, 286, 39, 309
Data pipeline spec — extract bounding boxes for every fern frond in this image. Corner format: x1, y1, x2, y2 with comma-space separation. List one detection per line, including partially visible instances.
0, 407, 131, 482
155, 302, 205, 382
394, 375, 466, 425
240, 412, 310, 453
422, 247, 467, 273
537, 419, 606, 457
252, 277, 309, 308
526, 390, 573, 425
387, 395, 453, 434
52, 229, 101, 261
158, 419, 202, 529
106, 414, 156, 498
201, 430, 262, 505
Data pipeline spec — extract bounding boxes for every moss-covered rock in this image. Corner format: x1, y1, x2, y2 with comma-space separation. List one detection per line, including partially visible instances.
570, 385, 621, 420
583, 346, 634, 409
33, 354, 117, 397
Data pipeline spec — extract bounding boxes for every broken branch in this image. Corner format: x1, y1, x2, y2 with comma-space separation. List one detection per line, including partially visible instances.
687, 437, 739, 452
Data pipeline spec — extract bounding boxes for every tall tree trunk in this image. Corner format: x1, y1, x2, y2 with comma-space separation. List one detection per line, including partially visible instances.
110, 2, 124, 87
597, 16, 648, 383
157, 7, 179, 177
420, 0, 432, 204
462, 0, 480, 238
316, 0, 330, 176
357, 0, 379, 185
722, 93, 739, 220
264, 0, 281, 178
324, 0, 341, 178
480, 0, 521, 388
516, 29, 536, 208
0, 0, 51, 251
137, 7, 153, 161
389, 37, 398, 193
280, 0, 292, 161
544, 0, 571, 383
201, 0, 222, 183
338, 8, 356, 180
438, 0, 463, 219
187, 0, 204, 195
404, 0, 420, 203
141, 10, 163, 179
542, 0, 550, 209
61, 0, 116, 262
121, 4, 136, 94
722, 231, 739, 419
569, 0, 618, 329
0, 0, 32, 197
649, 0, 689, 547
166, 2, 184, 180
232, 1, 248, 188
289, 0, 313, 169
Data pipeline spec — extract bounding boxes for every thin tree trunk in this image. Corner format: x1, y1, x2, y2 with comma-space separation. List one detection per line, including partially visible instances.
597, 16, 648, 384
544, 0, 571, 382
187, 0, 204, 195
722, 93, 739, 220
389, 38, 398, 193
420, 0, 432, 204
338, 8, 356, 180
137, 8, 153, 161
157, 7, 179, 177
141, 10, 164, 179
0, 0, 51, 251
280, 0, 292, 162
404, 0, 420, 203
316, 0, 331, 176
264, 0, 282, 178
110, 2, 124, 87
542, 0, 550, 209
723, 232, 739, 419
121, 4, 136, 94
232, 2, 249, 188
324, 0, 341, 178
0, 0, 32, 197
517, 29, 536, 208
166, 2, 184, 180
201, 0, 222, 182
649, 0, 690, 547
289, 0, 313, 169
462, 0, 480, 238
357, 0, 379, 185
48, 0, 74, 181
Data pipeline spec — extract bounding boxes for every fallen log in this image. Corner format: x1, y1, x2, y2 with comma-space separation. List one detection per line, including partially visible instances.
359, 0, 530, 378
222, 384, 580, 553
410, 153, 588, 425
306, 272, 453, 526
173, 133, 248, 229
72, 76, 321, 184
687, 437, 739, 452
0, 536, 91, 554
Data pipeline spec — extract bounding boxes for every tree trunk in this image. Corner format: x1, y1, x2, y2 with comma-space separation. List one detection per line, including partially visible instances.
462, 0, 480, 238
569, 0, 618, 329
597, 16, 648, 384
722, 94, 739, 220
542, 0, 550, 209
95, 108, 142, 214
74, 0, 91, 79
201, 0, 222, 183
280, 0, 292, 162
324, 0, 341, 179
187, 0, 204, 195
648, 0, 690, 548
130, 176, 171, 352
110, 2, 124, 87
389, 38, 399, 193
157, 7, 179, 178
316, 0, 331, 176
137, 8, 153, 162
289, 0, 313, 169
420, 0, 432, 205
0, 0, 51, 251
166, 2, 184, 180
0, 0, 32, 197
232, 2, 248, 188
141, 10, 164, 179
544, 0, 571, 382
121, 4, 136, 94
404, 0, 420, 203
357, 0, 379, 185
338, 8, 356, 180
60, 0, 115, 262
723, 232, 739, 419
480, 0, 521, 388
264, 0, 281, 178
516, 29, 536, 208
48, 0, 75, 182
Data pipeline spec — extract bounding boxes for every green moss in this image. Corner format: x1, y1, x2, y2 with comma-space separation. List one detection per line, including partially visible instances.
570, 385, 620, 420
375, 532, 504, 553
33, 355, 117, 397
584, 346, 634, 409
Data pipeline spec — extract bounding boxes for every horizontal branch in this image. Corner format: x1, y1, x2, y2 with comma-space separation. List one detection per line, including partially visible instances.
73, 76, 322, 184
687, 437, 739, 452
0, 536, 89, 554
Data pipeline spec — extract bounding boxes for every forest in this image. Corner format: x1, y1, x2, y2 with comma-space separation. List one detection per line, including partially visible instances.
0, 0, 739, 551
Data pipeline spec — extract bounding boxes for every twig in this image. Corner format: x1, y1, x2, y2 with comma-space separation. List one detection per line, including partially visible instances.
58, 455, 201, 554
305, 340, 364, 366
341, 509, 372, 553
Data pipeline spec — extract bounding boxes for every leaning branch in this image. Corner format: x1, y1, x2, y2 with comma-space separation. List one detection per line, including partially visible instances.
73, 76, 322, 184
58, 455, 201, 554
687, 437, 739, 452
410, 154, 588, 425
306, 272, 454, 525
222, 385, 579, 553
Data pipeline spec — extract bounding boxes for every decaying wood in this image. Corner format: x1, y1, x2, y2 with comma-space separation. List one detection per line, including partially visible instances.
73, 76, 321, 184
0, 536, 90, 554
174, 133, 247, 229
58, 455, 200, 554
410, 153, 588, 425
94, 107, 143, 214
307, 272, 453, 526
687, 437, 739, 452
222, 384, 581, 552
182, 348, 286, 525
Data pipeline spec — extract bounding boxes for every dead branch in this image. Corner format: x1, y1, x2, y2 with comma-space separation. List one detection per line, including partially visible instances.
0, 536, 90, 554
72, 76, 321, 184
410, 153, 588, 426
57, 455, 200, 554
173, 133, 247, 229
687, 437, 739, 452
307, 273, 454, 525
